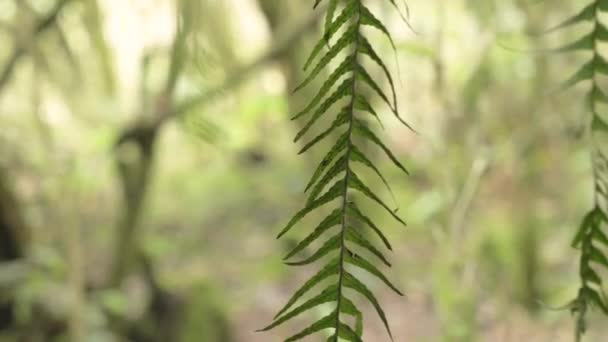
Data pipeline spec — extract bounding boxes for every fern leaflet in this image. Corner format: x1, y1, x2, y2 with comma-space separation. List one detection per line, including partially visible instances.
259, 0, 411, 340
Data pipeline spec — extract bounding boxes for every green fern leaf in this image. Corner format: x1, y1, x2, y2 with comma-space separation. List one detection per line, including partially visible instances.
346, 227, 391, 266
354, 94, 384, 128
583, 267, 602, 285
360, 4, 397, 50
347, 201, 393, 251
294, 78, 352, 140
359, 37, 397, 108
294, 57, 352, 122
348, 171, 406, 226
595, 22, 608, 40
284, 209, 342, 260
298, 109, 349, 154
350, 144, 396, 203
345, 251, 403, 296
262, 1, 411, 340
544, 2, 595, 33
307, 155, 348, 204
343, 271, 393, 339
305, 0, 357, 71
303, 133, 348, 190
297, 25, 357, 92
340, 296, 363, 336
274, 258, 339, 319
592, 86, 608, 104
284, 311, 335, 342
353, 119, 409, 175
595, 55, 608, 74
590, 246, 608, 269
334, 322, 364, 342
277, 180, 344, 238
553, 34, 593, 53
325, 0, 340, 41
559, 60, 593, 90
286, 233, 341, 266
356, 63, 394, 112
583, 287, 608, 314
593, 115, 608, 132
258, 285, 338, 332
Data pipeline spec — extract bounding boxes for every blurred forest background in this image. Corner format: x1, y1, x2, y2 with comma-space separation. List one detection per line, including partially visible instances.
0, 0, 606, 341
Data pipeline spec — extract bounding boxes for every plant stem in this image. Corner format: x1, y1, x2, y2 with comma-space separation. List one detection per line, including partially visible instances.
334, 0, 362, 339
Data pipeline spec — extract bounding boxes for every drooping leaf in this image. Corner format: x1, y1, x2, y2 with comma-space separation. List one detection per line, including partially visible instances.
298, 108, 349, 154
345, 251, 404, 296
596, 22, 608, 41
360, 4, 397, 50
356, 63, 394, 112
349, 171, 407, 226
274, 259, 339, 319
303, 133, 349, 191
595, 55, 608, 75
543, 2, 595, 34
294, 57, 352, 120
286, 233, 341, 266
592, 115, 608, 133
297, 25, 357, 91
346, 226, 391, 267
356, 64, 414, 130
354, 94, 384, 128
572, 210, 596, 248
259, 285, 338, 331
285, 311, 336, 342
593, 228, 608, 247
266, 2, 410, 340
359, 36, 396, 110
592, 86, 608, 104
589, 245, 608, 269
305, 0, 357, 71
552, 34, 593, 53
340, 296, 363, 337
335, 321, 364, 342
582, 287, 608, 314
582, 267, 602, 286
277, 180, 344, 238
343, 272, 393, 339
294, 78, 352, 140
284, 209, 342, 260
324, 0, 339, 42
350, 144, 397, 205
559, 60, 594, 90
307, 154, 348, 205
347, 201, 393, 250
353, 119, 409, 175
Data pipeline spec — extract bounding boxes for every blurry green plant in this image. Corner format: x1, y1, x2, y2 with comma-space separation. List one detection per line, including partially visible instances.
545, 1, 608, 340
257, 0, 413, 341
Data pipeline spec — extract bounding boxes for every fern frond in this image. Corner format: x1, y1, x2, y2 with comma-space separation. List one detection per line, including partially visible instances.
547, 1, 608, 339
261, 0, 411, 340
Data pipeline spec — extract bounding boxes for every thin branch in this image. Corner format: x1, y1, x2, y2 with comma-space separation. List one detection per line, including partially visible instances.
116, 6, 323, 147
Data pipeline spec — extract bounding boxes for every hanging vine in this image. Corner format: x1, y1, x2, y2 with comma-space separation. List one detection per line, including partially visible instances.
258, 0, 412, 340
547, 1, 608, 340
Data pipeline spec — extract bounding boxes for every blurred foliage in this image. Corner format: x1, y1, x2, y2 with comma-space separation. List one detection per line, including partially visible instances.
0, 0, 606, 341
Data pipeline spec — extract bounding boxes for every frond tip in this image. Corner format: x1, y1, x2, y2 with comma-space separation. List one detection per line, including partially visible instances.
260, 0, 412, 341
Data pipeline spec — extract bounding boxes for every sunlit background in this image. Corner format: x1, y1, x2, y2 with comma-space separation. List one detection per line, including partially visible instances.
0, 0, 606, 341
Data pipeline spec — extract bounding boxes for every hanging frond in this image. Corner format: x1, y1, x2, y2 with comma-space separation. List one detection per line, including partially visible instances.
546, 1, 608, 340
260, 0, 412, 340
